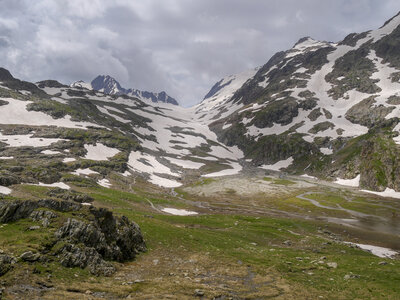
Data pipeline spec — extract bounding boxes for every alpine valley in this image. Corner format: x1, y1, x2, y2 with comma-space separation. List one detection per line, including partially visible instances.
0, 11, 400, 300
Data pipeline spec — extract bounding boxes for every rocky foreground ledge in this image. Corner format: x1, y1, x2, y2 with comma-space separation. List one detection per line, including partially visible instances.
0, 197, 146, 277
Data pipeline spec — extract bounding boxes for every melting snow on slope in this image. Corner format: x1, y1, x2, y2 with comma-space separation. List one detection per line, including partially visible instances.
41, 150, 61, 155
259, 157, 294, 171
98, 179, 112, 188
0, 186, 12, 195
83, 144, 120, 161
0, 133, 65, 147
63, 158, 76, 163
128, 151, 182, 188
0, 156, 14, 160
335, 175, 360, 187
0, 98, 97, 129
361, 188, 400, 199
148, 174, 182, 188
96, 105, 131, 123
35, 182, 70, 190
72, 168, 99, 176
165, 157, 205, 169
161, 208, 198, 216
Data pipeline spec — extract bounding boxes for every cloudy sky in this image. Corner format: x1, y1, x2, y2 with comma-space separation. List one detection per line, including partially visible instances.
0, 0, 400, 106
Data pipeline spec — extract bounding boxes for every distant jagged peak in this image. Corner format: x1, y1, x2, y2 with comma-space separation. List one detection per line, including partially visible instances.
90, 75, 179, 105
91, 75, 123, 94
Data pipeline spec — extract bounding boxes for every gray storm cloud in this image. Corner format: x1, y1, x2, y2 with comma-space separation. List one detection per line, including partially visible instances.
0, 0, 399, 106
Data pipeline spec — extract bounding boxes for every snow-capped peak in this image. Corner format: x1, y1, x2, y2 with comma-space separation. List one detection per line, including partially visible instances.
70, 80, 92, 90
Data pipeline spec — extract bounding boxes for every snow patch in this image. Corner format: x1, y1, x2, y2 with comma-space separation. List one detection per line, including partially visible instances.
0, 133, 64, 148
83, 144, 120, 161
345, 242, 398, 259
320, 147, 333, 155
98, 179, 112, 188
335, 175, 360, 187
161, 208, 198, 216
72, 168, 99, 176
165, 157, 205, 169
0, 98, 97, 129
128, 151, 181, 188
62, 158, 76, 163
41, 150, 61, 155
35, 182, 70, 190
361, 187, 400, 199
0, 186, 12, 195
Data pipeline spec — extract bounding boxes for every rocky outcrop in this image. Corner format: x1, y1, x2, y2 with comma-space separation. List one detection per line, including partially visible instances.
46, 188, 93, 203
57, 244, 116, 276
0, 199, 146, 276
345, 96, 395, 127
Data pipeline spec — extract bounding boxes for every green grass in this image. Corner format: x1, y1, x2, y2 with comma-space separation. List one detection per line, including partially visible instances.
2, 179, 400, 298
272, 178, 296, 185
191, 177, 216, 186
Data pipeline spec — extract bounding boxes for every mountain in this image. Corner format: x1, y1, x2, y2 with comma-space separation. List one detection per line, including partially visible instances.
88, 75, 179, 105
192, 12, 400, 192
1, 12, 400, 194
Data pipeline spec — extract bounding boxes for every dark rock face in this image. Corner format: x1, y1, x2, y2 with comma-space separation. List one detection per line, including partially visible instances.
252, 99, 300, 128
0, 68, 14, 81
36, 80, 67, 89
0, 199, 146, 276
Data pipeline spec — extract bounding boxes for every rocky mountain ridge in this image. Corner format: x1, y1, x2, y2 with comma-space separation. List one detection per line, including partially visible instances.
72, 75, 179, 105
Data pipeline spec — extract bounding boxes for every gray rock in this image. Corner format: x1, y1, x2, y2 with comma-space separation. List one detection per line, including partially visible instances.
20, 251, 40, 262
327, 262, 337, 269
54, 207, 146, 276
58, 243, 115, 276
0, 199, 80, 224
30, 210, 58, 221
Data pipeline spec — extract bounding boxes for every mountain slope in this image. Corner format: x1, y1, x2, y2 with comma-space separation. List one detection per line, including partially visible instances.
193, 12, 400, 192
0, 71, 243, 192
